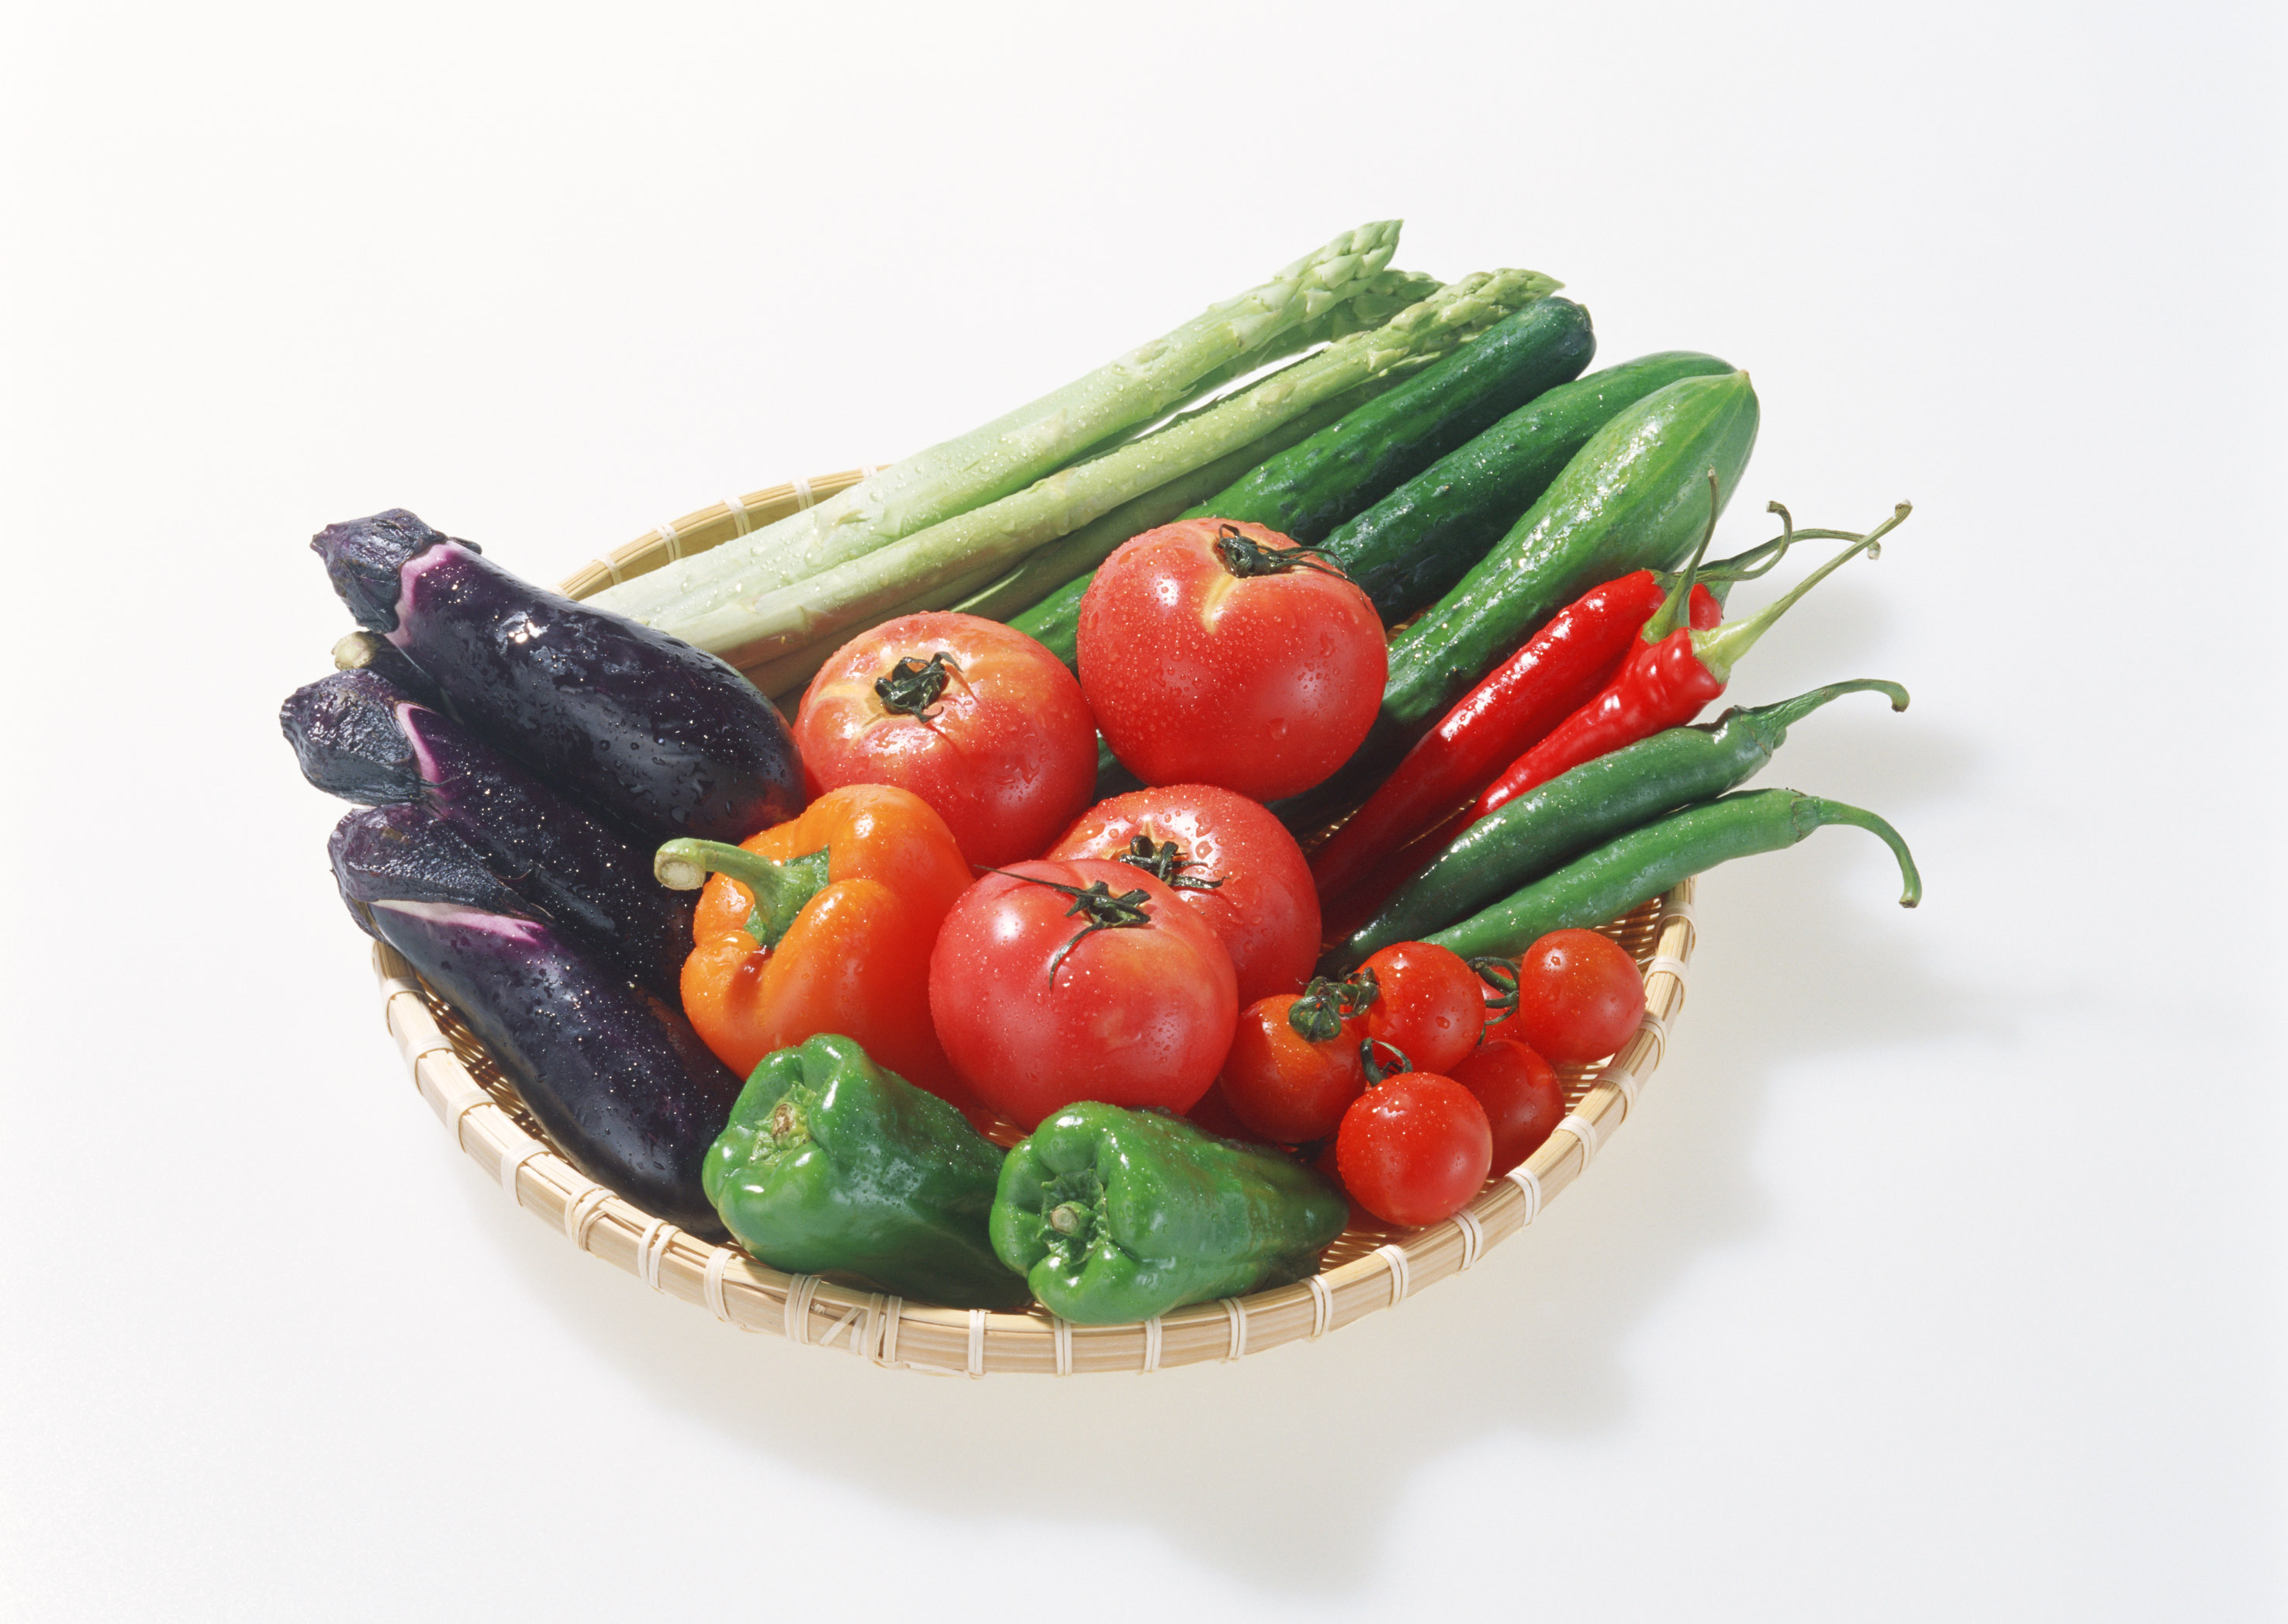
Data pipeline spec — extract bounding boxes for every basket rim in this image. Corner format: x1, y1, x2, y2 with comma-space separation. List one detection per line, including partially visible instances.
358, 468, 1702, 1375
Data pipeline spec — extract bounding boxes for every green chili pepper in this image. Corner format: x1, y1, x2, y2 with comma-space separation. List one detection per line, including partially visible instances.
1425, 787, 1923, 961
702, 1033, 1027, 1309
990, 1104, 1348, 1325
1325, 681, 1910, 971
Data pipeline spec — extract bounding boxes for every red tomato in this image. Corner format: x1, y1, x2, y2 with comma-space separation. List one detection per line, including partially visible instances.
1357, 941, 1483, 1077
1185, 1083, 1278, 1148
926, 859, 1239, 1128
1046, 783, 1319, 1006
1335, 1075, 1493, 1228
1512, 928, 1644, 1066
1077, 518, 1386, 800
795, 612, 1097, 869
1216, 990, 1367, 1144
1448, 1038, 1565, 1177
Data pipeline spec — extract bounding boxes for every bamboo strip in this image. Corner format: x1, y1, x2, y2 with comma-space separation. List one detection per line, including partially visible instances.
349, 471, 1702, 1373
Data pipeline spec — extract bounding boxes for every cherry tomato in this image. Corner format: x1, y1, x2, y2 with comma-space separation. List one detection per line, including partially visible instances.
1216, 986, 1368, 1144
926, 859, 1239, 1128
1448, 1038, 1565, 1177
1047, 783, 1319, 1006
1335, 1074, 1493, 1228
1077, 518, 1386, 800
1512, 928, 1644, 1066
1357, 941, 1483, 1077
796, 612, 1097, 869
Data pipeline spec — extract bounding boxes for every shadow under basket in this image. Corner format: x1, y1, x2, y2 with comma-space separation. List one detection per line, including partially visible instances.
368, 468, 1701, 1375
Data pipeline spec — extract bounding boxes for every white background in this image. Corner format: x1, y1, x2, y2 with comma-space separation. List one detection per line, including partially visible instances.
5, 3, 2283, 1619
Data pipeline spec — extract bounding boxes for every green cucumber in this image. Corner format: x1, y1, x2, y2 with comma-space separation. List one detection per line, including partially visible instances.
1011, 295, 1595, 668
1382, 369, 1762, 731
1192, 294, 1595, 544
1323, 351, 1736, 625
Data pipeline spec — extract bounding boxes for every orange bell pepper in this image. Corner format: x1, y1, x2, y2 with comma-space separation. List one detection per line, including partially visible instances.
654, 784, 974, 1108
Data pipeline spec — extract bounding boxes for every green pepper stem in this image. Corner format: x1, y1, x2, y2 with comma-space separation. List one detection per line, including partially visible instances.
1800, 794, 1923, 908
1690, 502, 1912, 685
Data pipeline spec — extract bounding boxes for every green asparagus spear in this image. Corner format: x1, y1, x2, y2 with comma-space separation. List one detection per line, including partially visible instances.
590, 221, 1405, 626
664, 268, 1560, 669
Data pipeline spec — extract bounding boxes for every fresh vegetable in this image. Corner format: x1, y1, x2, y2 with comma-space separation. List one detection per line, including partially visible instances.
589, 222, 1408, 629
1382, 369, 1764, 733
1008, 302, 1602, 670
331, 804, 741, 1237
990, 1102, 1348, 1324
655, 784, 974, 1104
1308, 568, 1723, 904
1267, 368, 1765, 839
1045, 783, 1320, 1007
660, 269, 1558, 670
1449, 1038, 1564, 1177
1322, 351, 1738, 625
793, 613, 1096, 869
1061, 268, 1446, 465
1327, 679, 1911, 969
1079, 520, 1385, 801
1426, 789, 1923, 961
835, 380, 1394, 677
1355, 941, 1484, 1077
1460, 501, 1911, 831
1216, 978, 1374, 1144
1334, 1063, 1493, 1228
312, 509, 801, 845
1167, 295, 1594, 546
282, 670, 696, 997
701, 1033, 1025, 1308
1505, 928, 1645, 1066
928, 859, 1239, 1127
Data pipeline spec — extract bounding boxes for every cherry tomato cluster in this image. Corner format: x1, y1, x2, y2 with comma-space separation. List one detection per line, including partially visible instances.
697, 514, 1649, 1233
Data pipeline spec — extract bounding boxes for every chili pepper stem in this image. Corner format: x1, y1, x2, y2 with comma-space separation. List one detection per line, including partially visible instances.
1641, 469, 1725, 643
1754, 679, 1912, 735
1799, 794, 1924, 907
1692, 503, 1912, 685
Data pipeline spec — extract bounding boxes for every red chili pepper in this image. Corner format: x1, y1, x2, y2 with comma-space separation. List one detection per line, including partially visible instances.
1321, 492, 1909, 932
1307, 573, 1721, 903
1464, 499, 1909, 826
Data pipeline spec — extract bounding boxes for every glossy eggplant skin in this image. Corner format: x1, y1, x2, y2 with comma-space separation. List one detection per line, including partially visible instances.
282, 669, 420, 805
332, 807, 739, 1237
313, 509, 802, 844
284, 671, 696, 995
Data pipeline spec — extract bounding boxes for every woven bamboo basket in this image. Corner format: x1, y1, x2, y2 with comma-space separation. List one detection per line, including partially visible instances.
368, 468, 1699, 1375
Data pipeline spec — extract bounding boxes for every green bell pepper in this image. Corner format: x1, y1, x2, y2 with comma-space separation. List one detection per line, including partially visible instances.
702, 1033, 1026, 1309
990, 1104, 1349, 1324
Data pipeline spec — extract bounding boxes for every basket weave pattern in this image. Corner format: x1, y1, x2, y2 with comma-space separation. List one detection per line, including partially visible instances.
365, 470, 1699, 1374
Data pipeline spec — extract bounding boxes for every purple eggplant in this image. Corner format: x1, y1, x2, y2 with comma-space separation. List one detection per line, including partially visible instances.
284, 670, 695, 995
334, 806, 738, 1238
313, 509, 801, 844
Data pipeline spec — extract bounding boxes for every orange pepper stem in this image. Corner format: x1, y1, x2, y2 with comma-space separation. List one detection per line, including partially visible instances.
655, 838, 832, 950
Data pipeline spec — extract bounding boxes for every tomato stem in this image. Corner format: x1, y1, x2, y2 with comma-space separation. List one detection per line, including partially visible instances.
1211, 521, 1352, 582
983, 868, 1158, 982
1471, 955, 1519, 1025
1115, 834, 1224, 893
874, 651, 962, 718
